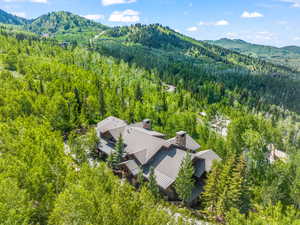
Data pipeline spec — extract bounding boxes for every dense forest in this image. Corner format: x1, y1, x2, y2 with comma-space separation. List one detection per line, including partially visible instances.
0, 10, 299, 225
208, 38, 300, 71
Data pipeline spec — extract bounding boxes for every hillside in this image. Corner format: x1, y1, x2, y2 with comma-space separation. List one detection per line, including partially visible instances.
27, 11, 107, 34
282, 45, 300, 54
95, 24, 297, 75
26, 11, 108, 44
0, 23, 299, 225
0, 9, 27, 25
207, 38, 300, 71
0, 9, 299, 225
89, 24, 300, 113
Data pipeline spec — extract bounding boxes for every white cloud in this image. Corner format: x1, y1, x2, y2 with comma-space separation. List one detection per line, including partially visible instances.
83, 14, 104, 21
109, 9, 140, 23
199, 20, 229, 26
293, 37, 300, 41
3, 0, 48, 3
102, 0, 136, 6
280, 0, 300, 8
241, 11, 264, 18
187, 26, 198, 32
215, 20, 229, 26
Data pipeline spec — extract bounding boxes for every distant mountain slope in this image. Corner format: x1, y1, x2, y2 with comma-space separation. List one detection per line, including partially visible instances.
26, 11, 108, 44
207, 38, 300, 71
91, 24, 300, 112
27, 11, 107, 34
0, 9, 27, 25
281, 45, 300, 54
96, 24, 296, 76
0, 9, 299, 112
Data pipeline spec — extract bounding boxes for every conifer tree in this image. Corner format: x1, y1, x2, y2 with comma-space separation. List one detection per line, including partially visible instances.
147, 167, 160, 198
175, 153, 195, 204
229, 155, 248, 212
114, 134, 124, 164
202, 156, 247, 222
107, 134, 124, 169
137, 170, 145, 188
201, 161, 222, 220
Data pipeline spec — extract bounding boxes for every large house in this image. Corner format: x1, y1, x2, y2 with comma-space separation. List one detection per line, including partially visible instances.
96, 116, 221, 202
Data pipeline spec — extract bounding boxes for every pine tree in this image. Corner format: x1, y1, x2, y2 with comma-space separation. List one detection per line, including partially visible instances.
201, 161, 222, 220
147, 167, 160, 198
107, 153, 117, 169
228, 156, 247, 211
137, 170, 145, 188
175, 153, 195, 204
114, 134, 124, 164
202, 156, 247, 222
107, 134, 124, 169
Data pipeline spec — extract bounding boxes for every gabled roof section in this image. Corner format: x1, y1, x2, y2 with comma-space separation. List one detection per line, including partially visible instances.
144, 169, 174, 190
194, 150, 221, 172
129, 123, 166, 138
123, 126, 166, 165
97, 116, 127, 134
164, 134, 200, 151
186, 135, 201, 151
144, 148, 220, 190
133, 127, 166, 138
109, 126, 126, 141
119, 160, 141, 176
144, 147, 205, 189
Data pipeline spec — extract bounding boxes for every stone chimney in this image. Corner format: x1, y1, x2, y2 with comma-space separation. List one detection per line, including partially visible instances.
176, 131, 187, 148
143, 119, 151, 130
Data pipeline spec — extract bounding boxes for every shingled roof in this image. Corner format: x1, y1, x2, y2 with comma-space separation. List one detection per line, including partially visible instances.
119, 160, 141, 176
164, 135, 201, 151
97, 116, 221, 194
97, 116, 127, 135
143, 147, 221, 190
143, 147, 190, 189
122, 126, 167, 165
194, 150, 222, 172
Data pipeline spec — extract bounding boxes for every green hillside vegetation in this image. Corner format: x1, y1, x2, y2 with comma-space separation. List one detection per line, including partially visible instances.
92, 24, 300, 113
0, 9, 27, 25
0, 9, 299, 225
0, 10, 108, 45
208, 38, 300, 71
26, 11, 108, 45
282, 45, 300, 54
98, 24, 296, 74
0, 25, 299, 224
27, 11, 107, 34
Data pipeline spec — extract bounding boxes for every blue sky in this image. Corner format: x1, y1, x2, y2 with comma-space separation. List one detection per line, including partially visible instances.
1, 0, 300, 47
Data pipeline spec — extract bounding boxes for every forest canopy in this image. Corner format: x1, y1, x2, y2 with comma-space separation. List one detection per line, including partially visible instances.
0, 12, 299, 225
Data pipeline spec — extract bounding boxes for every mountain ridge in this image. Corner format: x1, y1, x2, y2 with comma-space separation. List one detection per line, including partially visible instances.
27, 11, 107, 34
0, 9, 27, 25
207, 38, 300, 71
0, 9, 299, 112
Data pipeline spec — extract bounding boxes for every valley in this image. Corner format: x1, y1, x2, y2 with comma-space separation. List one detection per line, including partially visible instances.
0, 8, 299, 225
